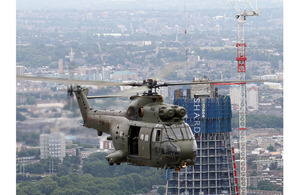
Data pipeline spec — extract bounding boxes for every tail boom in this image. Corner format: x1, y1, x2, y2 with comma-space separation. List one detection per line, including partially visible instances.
72, 86, 126, 135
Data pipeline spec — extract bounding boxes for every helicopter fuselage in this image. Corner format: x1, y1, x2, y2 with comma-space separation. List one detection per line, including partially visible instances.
74, 86, 197, 169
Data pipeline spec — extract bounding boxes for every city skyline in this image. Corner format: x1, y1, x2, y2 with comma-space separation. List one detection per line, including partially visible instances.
3, 0, 296, 193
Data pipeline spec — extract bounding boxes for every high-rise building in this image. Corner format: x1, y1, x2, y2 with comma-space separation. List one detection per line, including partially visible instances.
111, 70, 138, 81
247, 84, 258, 111
190, 77, 211, 98
102, 66, 111, 81
230, 84, 259, 111
16, 66, 25, 84
16, 66, 25, 76
69, 48, 75, 62
58, 58, 63, 74
40, 133, 66, 161
86, 68, 100, 81
229, 86, 240, 106
166, 89, 238, 195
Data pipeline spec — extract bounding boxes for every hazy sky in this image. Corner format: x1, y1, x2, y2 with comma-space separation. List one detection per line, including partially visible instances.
16, 0, 283, 10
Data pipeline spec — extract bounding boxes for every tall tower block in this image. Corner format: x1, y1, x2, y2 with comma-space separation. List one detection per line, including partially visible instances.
166, 89, 238, 195
58, 58, 63, 74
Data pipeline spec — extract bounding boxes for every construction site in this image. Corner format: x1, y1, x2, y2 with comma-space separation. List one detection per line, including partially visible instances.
166, 85, 238, 195
165, 1, 281, 195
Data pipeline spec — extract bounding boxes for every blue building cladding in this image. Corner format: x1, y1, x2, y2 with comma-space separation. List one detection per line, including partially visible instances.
166, 89, 238, 195
173, 94, 232, 134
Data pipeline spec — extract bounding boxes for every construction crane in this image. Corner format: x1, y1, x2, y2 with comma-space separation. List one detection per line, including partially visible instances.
97, 42, 104, 64
230, 1, 259, 195
98, 36, 109, 81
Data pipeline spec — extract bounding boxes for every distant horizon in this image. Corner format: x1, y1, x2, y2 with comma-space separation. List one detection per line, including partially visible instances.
16, 0, 283, 11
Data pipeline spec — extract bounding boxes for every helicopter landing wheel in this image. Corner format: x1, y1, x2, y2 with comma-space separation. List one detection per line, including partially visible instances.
108, 162, 114, 166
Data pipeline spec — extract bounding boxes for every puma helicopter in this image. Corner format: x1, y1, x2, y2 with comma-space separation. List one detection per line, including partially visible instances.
71, 79, 197, 169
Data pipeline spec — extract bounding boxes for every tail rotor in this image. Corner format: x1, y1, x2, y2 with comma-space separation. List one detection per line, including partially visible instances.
67, 85, 74, 97
65, 85, 79, 117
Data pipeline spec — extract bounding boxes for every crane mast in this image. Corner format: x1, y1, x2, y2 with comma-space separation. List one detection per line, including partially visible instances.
237, 14, 247, 195
231, 1, 259, 194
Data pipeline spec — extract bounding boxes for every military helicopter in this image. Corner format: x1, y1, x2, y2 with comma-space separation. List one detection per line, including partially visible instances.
17, 73, 281, 170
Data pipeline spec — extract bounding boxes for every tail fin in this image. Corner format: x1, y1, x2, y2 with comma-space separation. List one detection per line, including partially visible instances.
73, 86, 92, 125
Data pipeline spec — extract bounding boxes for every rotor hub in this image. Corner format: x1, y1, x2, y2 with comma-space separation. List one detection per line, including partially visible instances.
142, 78, 159, 96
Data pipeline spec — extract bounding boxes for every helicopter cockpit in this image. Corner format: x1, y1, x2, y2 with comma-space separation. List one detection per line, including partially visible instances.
152, 122, 197, 167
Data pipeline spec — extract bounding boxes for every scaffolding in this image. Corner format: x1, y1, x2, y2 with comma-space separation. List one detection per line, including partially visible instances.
166, 89, 238, 195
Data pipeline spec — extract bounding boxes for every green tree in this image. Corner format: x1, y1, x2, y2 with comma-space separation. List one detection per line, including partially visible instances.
36, 177, 57, 195
129, 173, 144, 190
57, 175, 72, 188
70, 156, 80, 164
16, 188, 27, 195
257, 180, 274, 191
57, 164, 69, 177
17, 149, 40, 158
275, 186, 283, 192
17, 132, 40, 146
82, 161, 109, 177
259, 185, 273, 191
67, 173, 80, 183
49, 188, 66, 195
100, 180, 120, 192
21, 186, 43, 195
41, 157, 59, 173
16, 174, 30, 183
232, 113, 283, 128
26, 96, 36, 105
25, 162, 44, 174
73, 189, 92, 195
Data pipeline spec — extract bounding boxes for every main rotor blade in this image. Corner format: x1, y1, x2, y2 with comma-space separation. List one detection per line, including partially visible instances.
17, 75, 131, 87
87, 85, 149, 99
87, 95, 124, 99
161, 79, 282, 87
120, 85, 149, 95
154, 62, 185, 81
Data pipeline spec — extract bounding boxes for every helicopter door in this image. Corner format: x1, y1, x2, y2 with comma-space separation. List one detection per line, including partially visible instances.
128, 126, 141, 155
138, 127, 151, 159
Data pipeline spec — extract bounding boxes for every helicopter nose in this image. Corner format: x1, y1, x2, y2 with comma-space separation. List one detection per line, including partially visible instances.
177, 140, 197, 166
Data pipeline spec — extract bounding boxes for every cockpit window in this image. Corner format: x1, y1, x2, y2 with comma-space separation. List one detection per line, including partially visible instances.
168, 125, 183, 140
180, 123, 194, 140
164, 126, 177, 141
162, 123, 194, 141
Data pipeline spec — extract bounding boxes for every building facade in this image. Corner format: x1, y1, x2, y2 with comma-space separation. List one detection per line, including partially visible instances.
165, 89, 238, 195
246, 84, 259, 111
229, 86, 240, 106
58, 58, 63, 74
40, 133, 66, 161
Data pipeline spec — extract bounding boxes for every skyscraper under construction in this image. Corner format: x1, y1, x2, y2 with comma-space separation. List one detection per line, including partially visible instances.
166, 83, 238, 195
